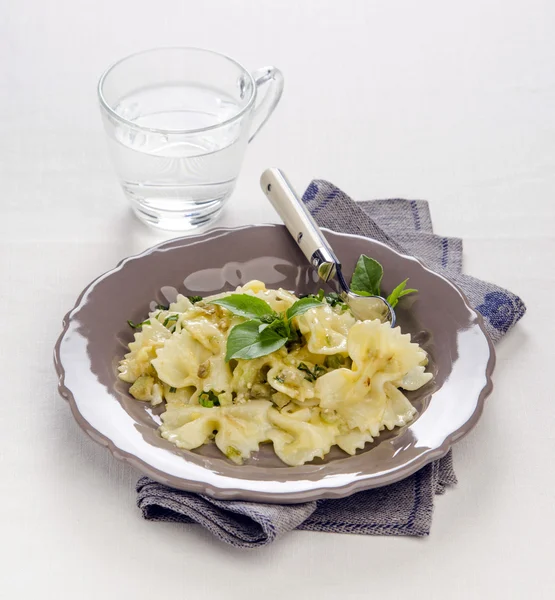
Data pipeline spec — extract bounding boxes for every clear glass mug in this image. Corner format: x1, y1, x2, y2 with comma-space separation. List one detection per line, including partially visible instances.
98, 48, 284, 231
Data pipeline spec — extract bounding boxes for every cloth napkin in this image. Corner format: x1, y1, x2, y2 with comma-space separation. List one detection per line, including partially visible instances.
136, 180, 526, 548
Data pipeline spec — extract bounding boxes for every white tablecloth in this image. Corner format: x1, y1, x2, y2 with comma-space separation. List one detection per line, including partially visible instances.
2, 1, 553, 597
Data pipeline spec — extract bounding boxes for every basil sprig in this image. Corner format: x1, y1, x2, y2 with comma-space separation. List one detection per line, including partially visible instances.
350, 254, 417, 308
209, 295, 323, 361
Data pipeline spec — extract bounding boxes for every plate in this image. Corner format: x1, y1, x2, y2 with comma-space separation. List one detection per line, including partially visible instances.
54, 224, 495, 503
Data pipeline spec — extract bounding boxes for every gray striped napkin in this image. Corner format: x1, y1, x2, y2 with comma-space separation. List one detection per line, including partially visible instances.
136, 180, 525, 548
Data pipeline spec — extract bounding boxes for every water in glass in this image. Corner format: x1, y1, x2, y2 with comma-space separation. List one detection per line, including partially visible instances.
109, 83, 249, 231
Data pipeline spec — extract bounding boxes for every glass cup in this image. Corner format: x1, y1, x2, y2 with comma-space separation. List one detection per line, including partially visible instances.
98, 47, 284, 231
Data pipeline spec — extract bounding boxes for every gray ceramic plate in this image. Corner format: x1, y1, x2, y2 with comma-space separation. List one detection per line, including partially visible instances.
54, 224, 495, 503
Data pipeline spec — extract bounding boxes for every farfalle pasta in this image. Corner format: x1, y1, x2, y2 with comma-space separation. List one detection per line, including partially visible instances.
118, 280, 432, 466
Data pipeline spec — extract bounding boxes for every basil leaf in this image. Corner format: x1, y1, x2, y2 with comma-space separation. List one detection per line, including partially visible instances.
285, 297, 324, 321
209, 294, 276, 320
351, 255, 383, 296
386, 279, 418, 308
225, 320, 287, 361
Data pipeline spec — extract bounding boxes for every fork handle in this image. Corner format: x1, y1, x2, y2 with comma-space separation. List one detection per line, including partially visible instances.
260, 168, 340, 282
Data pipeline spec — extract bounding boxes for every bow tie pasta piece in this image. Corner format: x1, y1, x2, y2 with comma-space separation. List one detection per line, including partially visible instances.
348, 320, 429, 376
267, 363, 317, 404
316, 369, 387, 435
182, 317, 225, 354
296, 304, 356, 355
160, 400, 273, 463
151, 329, 213, 389
268, 407, 339, 466
235, 280, 298, 313
318, 370, 417, 435
118, 319, 172, 383
181, 317, 233, 396
316, 320, 428, 433
214, 400, 273, 464
161, 404, 220, 450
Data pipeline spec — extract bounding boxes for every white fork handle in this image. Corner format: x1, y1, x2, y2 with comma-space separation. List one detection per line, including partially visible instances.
260, 168, 340, 282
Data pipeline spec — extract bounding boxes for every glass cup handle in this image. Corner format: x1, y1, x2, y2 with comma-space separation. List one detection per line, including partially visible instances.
248, 66, 284, 143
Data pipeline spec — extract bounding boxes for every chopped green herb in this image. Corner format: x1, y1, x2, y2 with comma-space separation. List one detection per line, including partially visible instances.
324, 292, 346, 308
302, 290, 347, 310
297, 363, 316, 381
155, 304, 169, 310
297, 362, 326, 382
199, 390, 221, 408
274, 375, 285, 384
188, 296, 203, 304
127, 319, 150, 329
169, 386, 177, 393
313, 364, 327, 378
163, 314, 179, 327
